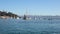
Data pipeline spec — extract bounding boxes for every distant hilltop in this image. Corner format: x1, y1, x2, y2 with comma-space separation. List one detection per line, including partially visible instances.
0, 10, 21, 19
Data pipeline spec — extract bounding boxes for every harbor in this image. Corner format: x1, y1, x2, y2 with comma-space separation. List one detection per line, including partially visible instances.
0, 0, 60, 34
0, 10, 60, 20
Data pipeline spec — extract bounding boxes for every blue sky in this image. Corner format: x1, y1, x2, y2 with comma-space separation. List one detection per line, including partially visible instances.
0, 0, 60, 16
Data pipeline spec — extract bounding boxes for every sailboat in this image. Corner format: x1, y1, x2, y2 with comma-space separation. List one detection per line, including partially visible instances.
23, 8, 28, 20
23, 15, 27, 20
23, 8, 31, 20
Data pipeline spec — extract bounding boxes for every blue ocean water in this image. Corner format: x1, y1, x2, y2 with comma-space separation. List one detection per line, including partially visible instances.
0, 19, 60, 34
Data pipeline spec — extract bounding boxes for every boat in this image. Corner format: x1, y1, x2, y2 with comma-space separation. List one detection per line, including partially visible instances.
23, 15, 27, 20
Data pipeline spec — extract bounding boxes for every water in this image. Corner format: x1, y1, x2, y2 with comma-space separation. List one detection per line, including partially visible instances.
0, 19, 60, 34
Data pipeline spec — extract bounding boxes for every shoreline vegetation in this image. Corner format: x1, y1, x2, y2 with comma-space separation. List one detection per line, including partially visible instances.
0, 10, 21, 19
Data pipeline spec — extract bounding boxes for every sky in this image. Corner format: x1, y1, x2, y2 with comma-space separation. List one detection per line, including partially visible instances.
0, 0, 60, 16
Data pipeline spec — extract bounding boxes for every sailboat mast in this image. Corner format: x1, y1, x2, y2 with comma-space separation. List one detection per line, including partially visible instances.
23, 8, 28, 20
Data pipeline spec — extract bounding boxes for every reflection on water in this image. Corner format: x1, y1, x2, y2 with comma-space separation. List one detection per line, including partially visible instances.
0, 19, 60, 34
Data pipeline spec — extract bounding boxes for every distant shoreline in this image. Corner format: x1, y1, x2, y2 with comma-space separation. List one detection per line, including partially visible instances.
0, 11, 21, 19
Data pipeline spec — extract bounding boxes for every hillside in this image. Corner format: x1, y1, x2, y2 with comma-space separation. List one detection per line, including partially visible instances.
0, 11, 21, 19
